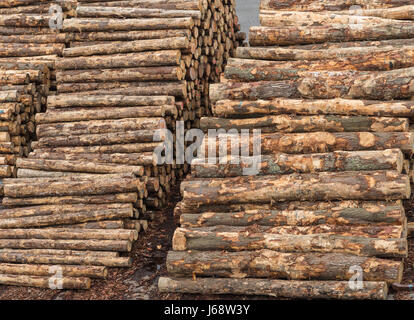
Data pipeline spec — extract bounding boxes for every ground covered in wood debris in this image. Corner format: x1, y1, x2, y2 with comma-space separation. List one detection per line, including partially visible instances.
0, 186, 413, 301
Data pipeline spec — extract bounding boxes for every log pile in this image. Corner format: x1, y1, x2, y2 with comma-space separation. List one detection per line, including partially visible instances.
159, 0, 414, 299
0, 0, 244, 289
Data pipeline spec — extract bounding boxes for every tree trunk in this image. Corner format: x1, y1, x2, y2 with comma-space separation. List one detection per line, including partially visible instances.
158, 277, 388, 300
166, 250, 403, 283
173, 227, 407, 257
0, 274, 91, 290
212, 98, 414, 119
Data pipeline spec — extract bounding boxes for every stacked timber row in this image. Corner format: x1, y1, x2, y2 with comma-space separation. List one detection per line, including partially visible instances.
159, 0, 414, 299
50, 0, 244, 217
0, 65, 50, 177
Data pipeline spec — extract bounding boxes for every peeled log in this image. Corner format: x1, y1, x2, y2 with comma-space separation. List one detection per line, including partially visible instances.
167, 250, 403, 283
212, 99, 414, 119
191, 149, 404, 177
158, 277, 388, 300
249, 24, 414, 46
0, 274, 91, 290
0, 263, 107, 279
181, 171, 411, 205
202, 132, 414, 155
180, 205, 406, 228
200, 115, 408, 133
172, 227, 407, 257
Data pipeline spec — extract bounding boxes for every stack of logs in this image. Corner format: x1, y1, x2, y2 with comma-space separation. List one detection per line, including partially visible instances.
159, 0, 414, 299
0, 0, 244, 289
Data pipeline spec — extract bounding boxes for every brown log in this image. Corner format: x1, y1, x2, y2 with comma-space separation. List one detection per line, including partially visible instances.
210, 67, 414, 100
0, 263, 107, 279
181, 171, 411, 205
180, 205, 405, 228
212, 98, 414, 119
56, 50, 181, 70
70, 29, 191, 42
0, 252, 131, 267
0, 274, 91, 290
57, 66, 183, 84
158, 277, 388, 300
63, 17, 194, 32
173, 227, 407, 257
80, 0, 203, 11
0, 239, 132, 252
16, 158, 144, 175
0, 249, 119, 258
192, 149, 404, 177
56, 81, 187, 98
47, 94, 174, 108
249, 24, 414, 46
167, 250, 403, 283
30, 143, 160, 154
260, 0, 412, 11
0, 228, 138, 241
36, 118, 166, 137
36, 106, 166, 123
2, 193, 138, 207
332, 5, 414, 20
63, 37, 192, 57
202, 132, 414, 155
200, 115, 408, 133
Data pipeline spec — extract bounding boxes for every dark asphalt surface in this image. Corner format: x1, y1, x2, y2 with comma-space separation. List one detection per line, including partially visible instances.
235, 0, 260, 41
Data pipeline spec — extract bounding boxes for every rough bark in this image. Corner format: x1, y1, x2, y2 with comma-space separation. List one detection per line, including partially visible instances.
0, 274, 91, 290
167, 250, 403, 283
158, 277, 388, 300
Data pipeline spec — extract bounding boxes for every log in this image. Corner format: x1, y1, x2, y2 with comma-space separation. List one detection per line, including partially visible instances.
236, 45, 414, 62
181, 171, 411, 204
211, 67, 414, 100
180, 205, 406, 228
0, 252, 131, 267
249, 24, 414, 46
47, 94, 174, 108
29, 143, 160, 154
56, 66, 183, 83
63, 37, 192, 57
56, 81, 187, 98
0, 274, 91, 290
173, 227, 407, 257
0, 263, 107, 279
17, 158, 144, 175
0, 203, 133, 220
167, 250, 403, 283
331, 5, 414, 20
70, 29, 191, 42
80, 0, 203, 11
212, 98, 414, 119
0, 228, 138, 241
55, 220, 125, 230
2, 193, 138, 207
4, 177, 140, 198
36, 118, 166, 137
158, 277, 388, 300
0, 206, 133, 229
37, 130, 156, 147
0, 239, 132, 252
36, 106, 166, 123
200, 115, 409, 133
63, 17, 194, 32
56, 50, 181, 69
76, 6, 202, 19
202, 132, 414, 155
260, 0, 413, 11
0, 249, 119, 258
191, 149, 404, 177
